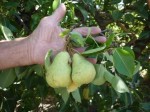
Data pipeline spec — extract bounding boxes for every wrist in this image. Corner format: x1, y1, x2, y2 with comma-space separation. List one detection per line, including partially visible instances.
25, 36, 36, 65
27, 34, 46, 65
16, 37, 35, 66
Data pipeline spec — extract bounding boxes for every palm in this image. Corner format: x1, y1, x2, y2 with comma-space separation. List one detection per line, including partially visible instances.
28, 4, 105, 65
31, 20, 66, 64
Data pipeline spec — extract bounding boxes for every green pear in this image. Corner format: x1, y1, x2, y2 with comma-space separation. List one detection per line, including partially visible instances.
45, 51, 71, 88
72, 53, 96, 87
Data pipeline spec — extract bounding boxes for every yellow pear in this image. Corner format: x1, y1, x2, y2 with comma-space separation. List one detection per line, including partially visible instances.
67, 82, 78, 92
72, 53, 96, 87
83, 87, 91, 100
46, 51, 71, 88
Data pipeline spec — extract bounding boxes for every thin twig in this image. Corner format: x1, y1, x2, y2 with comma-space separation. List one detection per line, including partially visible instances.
65, 22, 82, 55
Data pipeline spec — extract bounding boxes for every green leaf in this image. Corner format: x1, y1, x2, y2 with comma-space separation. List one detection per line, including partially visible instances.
16, 69, 28, 80
85, 36, 97, 45
77, 6, 88, 20
124, 14, 134, 22
111, 75, 129, 93
112, 10, 123, 21
33, 65, 44, 77
140, 102, 150, 111
44, 50, 52, 71
110, 88, 118, 104
81, 45, 106, 55
113, 47, 135, 77
0, 68, 16, 88
92, 64, 106, 85
55, 88, 69, 103
4, 1, 19, 8
123, 47, 135, 58
70, 31, 85, 47
123, 0, 132, 4
37, 85, 48, 97
104, 52, 113, 62
139, 30, 150, 39
61, 89, 70, 103
71, 88, 81, 103
104, 70, 114, 83
17, 66, 34, 80
135, 1, 149, 19
52, 0, 61, 11
59, 99, 70, 112
119, 93, 133, 106
106, 33, 115, 47
59, 29, 70, 38
0, 24, 14, 40
89, 84, 99, 96
111, 0, 121, 4
15, 67, 29, 80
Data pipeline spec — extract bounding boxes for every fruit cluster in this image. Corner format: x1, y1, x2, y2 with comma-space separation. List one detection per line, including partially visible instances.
45, 51, 96, 92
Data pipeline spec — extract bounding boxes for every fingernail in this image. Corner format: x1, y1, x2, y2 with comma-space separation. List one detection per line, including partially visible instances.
87, 58, 97, 64
74, 47, 86, 53
95, 36, 107, 43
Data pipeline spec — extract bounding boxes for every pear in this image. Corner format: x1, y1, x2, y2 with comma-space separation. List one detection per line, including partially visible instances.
45, 51, 71, 88
67, 82, 78, 92
72, 53, 96, 87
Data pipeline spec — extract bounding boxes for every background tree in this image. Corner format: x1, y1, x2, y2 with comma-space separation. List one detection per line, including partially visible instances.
0, 0, 150, 112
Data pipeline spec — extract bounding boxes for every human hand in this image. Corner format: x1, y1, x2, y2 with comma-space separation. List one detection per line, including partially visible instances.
28, 4, 106, 65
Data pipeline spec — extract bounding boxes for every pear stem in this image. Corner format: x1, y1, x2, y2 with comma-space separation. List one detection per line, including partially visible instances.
65, 22, 82, 56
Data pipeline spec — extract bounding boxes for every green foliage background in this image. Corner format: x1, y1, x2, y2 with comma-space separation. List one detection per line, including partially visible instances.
0, 0, 150, 112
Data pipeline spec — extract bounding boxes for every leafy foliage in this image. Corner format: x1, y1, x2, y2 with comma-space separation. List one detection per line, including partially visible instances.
0, 0, 150, 111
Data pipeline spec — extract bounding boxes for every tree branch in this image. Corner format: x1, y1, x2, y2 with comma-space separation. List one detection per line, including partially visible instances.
116, 21, 137, 45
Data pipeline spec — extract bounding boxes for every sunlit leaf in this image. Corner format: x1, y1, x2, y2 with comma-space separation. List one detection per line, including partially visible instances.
70, 31, 85, 47
82, 45, 106, 55
0, 24, 14, 40
104, 52, 113, 62
59, 29, 70, 38
123, 47, 135, 58
52, 0, 61, 11
111, 75, 129, 93
44, 50, 52, 71
113, 47, 135, 77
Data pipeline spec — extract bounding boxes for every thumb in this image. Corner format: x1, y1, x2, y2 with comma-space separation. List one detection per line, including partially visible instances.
51, 3, 66, 23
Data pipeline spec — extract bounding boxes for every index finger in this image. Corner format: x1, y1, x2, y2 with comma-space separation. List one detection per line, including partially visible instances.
73, 27, 101, 36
